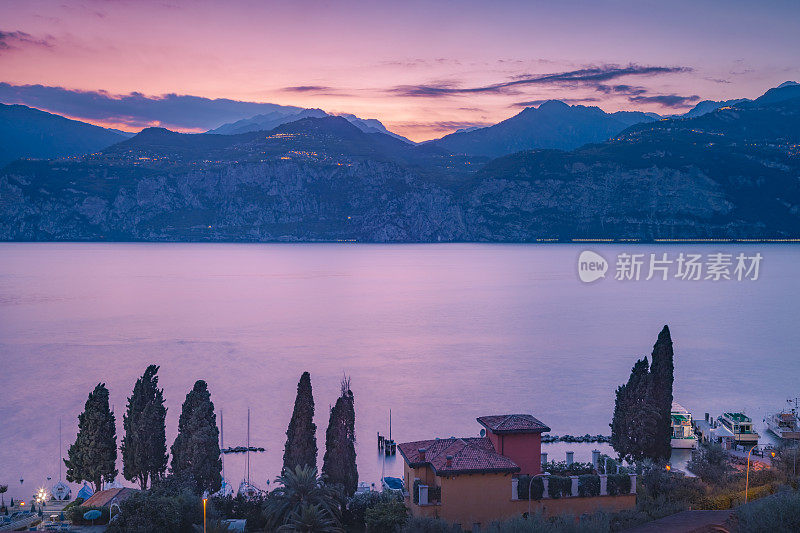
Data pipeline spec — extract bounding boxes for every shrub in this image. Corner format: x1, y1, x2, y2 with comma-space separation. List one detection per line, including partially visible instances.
606, 474, 631, 496
364, 499, 408, 533
516, 476, 544, 501
62, 497, 84, 514
400, 516, 462, 533
67, 505, 109, 525
735, 489, 800, 532
547, 476, 572, 499
484, 512, 610, 533
578, 475, 600, 497
687, 443, 732, 486
345, 491, 400, 531
210, 493, 268, 530
542, 461, 594, 476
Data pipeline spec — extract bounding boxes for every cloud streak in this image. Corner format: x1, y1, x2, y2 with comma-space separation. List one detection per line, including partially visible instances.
0, 30, 54, 53
390, 64, 691, 97
0, 83, 306, 130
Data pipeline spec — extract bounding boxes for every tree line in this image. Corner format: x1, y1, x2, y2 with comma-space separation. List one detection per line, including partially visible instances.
64, 367, 358, 499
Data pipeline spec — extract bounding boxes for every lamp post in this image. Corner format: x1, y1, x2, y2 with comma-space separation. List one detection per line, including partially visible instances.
527, 473, 548, 519
202, 491, 208, 533
745, 443, 758, 503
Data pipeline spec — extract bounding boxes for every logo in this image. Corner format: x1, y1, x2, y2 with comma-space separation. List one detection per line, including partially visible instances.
578, 250, 608, 283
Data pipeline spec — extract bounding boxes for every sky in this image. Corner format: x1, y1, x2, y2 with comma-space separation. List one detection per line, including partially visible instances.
1, 0, 799, 141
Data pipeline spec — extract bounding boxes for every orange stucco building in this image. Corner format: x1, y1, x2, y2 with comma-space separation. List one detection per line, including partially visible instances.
398, 414, 636, 529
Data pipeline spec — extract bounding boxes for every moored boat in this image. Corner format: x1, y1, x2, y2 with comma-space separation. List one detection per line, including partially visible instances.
765, 398, 800, 440
670, 402, 698, 449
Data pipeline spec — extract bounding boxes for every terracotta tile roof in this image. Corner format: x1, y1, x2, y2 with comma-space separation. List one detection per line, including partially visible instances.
82, 487, 138, 508
398, 437, 520, 475
477, 414, 550, 434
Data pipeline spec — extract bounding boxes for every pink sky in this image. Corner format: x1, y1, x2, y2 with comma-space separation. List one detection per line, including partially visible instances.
1, 0, 799, 141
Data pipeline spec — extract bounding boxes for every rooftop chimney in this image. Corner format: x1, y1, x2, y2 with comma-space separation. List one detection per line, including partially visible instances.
446, 455, 453, 468
418, 448, 427, 462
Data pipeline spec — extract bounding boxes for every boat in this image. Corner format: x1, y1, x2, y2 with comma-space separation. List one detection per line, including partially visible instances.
670, 402, 698, 449
235, 408, 265, 499
765, 398, 800, 440
717, 412, 759, 446
381, 477, 404, 494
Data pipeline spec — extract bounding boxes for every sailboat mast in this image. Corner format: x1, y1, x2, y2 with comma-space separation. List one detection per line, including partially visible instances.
220, 410, 225, 485
59, 417, 62, 481
246, 408, 251, 486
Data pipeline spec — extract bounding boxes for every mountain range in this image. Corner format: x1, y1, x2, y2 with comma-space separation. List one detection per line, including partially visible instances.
1, 82, 799, 242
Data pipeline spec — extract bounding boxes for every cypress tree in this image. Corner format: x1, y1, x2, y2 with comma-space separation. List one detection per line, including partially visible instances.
283, 372, 318, 474
649, 325, 675, 460
170, 380, 222, 494
322, 376, 357, 497
121, 365, 168, 490
64, 383, 118, 492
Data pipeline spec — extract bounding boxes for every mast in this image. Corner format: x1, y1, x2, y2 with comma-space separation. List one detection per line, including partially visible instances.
59, 417, 62, 481
246, 408, 251, 486
220, 410, 225, 486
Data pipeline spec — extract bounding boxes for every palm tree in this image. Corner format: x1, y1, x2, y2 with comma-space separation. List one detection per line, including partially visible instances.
277, 503, 343, 533
264, 465, 343, 530
0, 485, 7, 508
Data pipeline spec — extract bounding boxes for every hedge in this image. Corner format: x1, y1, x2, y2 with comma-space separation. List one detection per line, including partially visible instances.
516, 476, 544, 501
578, 475, 601, 497
607, 474, 632, 496
548, 476, 573, 499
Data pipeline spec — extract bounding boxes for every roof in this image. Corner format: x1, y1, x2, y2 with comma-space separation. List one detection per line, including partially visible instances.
723, 412, 752, 423
82, 488, 138, 508
476, 414, 551, 434
398, 437, 520, 475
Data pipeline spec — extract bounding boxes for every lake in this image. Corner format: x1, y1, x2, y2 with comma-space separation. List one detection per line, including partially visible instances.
0, 243, 797, 501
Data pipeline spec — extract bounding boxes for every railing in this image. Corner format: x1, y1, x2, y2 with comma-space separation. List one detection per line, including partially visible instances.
512, 473, 637, 501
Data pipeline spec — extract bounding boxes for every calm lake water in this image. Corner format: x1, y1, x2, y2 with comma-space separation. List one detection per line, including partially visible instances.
0, 243, 797, 500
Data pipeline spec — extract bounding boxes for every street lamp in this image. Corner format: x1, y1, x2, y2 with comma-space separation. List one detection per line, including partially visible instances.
527, 473, 548, 519
745, 444, 758, 503
202, 491, 209, 533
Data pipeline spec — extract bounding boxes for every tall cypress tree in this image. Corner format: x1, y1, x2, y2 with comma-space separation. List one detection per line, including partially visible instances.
283, 372, 317, 474
64, 383, 118, 492
170, 380, 222, 494
610, 325, 676, 462
649, 325, 675, 460
322, 377, 357, 497
121, 365, 168, 490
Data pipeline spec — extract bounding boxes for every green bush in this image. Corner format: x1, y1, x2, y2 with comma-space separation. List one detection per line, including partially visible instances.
67, 505, 110, 525
687, 443, 732, 486
399, 516, 462, 533
578, 475, 600, 497
547, 476, 572, 499
364, 499, 408, 533
606, 474, 631, 496
62, 497, 84, 514
484, 512, 610, 533
542, 461, 594, 476
345, 491, 400, 531
516, 476, 544, 501
735, 489, 800, 532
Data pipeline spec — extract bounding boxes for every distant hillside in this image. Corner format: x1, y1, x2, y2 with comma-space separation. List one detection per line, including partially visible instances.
0, 103, 130, 167
682, 98, 748, 118
209, 108, 413, 143
426, 100, 658, 157
2, 84, 799, 242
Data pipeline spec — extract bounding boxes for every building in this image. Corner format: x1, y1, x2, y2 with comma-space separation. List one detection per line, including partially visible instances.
398, 414, 636, 528
82, 488, 139, 509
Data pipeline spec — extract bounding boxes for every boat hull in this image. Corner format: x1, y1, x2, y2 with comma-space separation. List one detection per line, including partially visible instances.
671, 437, 697, 449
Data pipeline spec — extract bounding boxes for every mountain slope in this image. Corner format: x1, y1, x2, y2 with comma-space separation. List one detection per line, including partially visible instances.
0, 103, 130, 167
426, 100, 658, 157
209, 108, 413, 143
463, 95, 800, 240
2, 93, 799, 242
